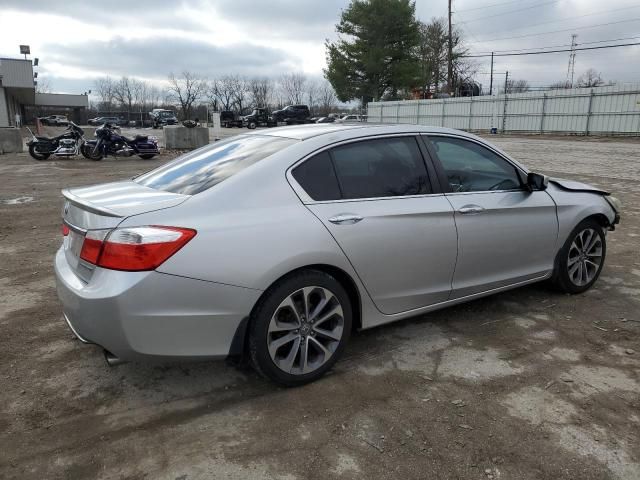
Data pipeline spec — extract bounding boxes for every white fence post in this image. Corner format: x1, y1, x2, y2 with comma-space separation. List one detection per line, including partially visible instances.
585, 88, 594, 136
502, 94, 508, 133
416, 101, 421, 125
468, 97, 473, 130
540, 93, 547, 135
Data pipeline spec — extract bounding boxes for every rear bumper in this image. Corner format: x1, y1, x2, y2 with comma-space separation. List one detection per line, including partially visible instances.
54, 247, 261, 361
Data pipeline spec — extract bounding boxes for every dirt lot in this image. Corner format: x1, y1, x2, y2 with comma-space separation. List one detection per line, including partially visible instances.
1, 133, 639, 480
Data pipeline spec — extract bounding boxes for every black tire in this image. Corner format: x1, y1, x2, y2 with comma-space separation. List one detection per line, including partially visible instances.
139, 154, 156, 159
28, 144, 51, 161
249, 270, 352, 387
82, 144, 103, 161
247, 121, 257, 129
551, 218, 606, 294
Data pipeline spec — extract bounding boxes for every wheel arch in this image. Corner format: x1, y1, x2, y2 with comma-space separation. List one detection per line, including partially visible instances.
228, 263, 362, 361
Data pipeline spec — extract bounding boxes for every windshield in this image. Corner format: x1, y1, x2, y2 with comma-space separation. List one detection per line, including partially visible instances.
159, 111, 174, 118
135, 135, 298, 195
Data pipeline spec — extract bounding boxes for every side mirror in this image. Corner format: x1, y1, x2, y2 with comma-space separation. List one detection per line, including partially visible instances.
527, 172, 548, 192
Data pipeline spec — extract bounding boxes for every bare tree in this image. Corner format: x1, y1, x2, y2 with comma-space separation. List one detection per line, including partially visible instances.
549, 80, 572, 90
210, 76, 235, 111
248, 77, 273, 108
318, 80, 337, 115
94, 76, 116, 110
280, 73, 306, 104
167, 71, 207, 119
35, 77, 52, 94
113, 76, 135, 116
229, 75, 249, 113
306, 80, 320, 115
577, 68, 604, 88
506, 79, 530, 93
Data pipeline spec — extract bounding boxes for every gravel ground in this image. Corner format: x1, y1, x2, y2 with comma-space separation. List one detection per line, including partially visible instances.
0, 132, 639, 480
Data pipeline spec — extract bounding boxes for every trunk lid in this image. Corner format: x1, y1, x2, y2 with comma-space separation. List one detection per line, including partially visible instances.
61, 180, 189, 281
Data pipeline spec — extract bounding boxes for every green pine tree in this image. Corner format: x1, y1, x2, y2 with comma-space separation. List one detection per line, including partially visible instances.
325, 0, 421, 103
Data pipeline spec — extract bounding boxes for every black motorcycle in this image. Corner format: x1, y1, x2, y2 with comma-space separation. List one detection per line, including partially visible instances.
82, 123, 159, 161
26, 122, 87, 161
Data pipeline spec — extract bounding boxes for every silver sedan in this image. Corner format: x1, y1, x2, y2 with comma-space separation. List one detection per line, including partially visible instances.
55, 124, 621, 385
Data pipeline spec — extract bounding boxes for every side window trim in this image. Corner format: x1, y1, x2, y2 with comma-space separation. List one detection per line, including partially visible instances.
423, 134, 526, 194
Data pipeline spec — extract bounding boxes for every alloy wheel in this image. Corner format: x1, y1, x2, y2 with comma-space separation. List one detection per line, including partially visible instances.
567, 228, 603, 286
267, 286, 344, 375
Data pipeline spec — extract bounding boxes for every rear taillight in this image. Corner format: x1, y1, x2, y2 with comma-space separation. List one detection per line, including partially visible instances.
62, 224, 70, 236
79, 226, 196, 271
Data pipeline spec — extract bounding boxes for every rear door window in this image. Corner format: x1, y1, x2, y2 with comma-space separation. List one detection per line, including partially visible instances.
135, 135, 297, 195
330, 137, 431, 199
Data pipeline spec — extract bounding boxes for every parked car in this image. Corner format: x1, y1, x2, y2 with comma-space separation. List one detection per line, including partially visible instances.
242, 108, 273, 129
149, 109, 178, 129
220, 110, 244, 128
39, 115, 69, 126
316, 117, 336, 123
337, 114, 366, 122
88, 116, 127, 127
55, 124, 620, 386
271, 104, 311, 124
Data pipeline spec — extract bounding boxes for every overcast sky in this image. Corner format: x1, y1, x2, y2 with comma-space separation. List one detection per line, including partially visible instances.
1, 0, 638, 96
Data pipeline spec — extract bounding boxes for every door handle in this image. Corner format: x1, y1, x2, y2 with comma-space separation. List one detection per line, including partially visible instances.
457, 204, 485, 215
328, 213, 363, 225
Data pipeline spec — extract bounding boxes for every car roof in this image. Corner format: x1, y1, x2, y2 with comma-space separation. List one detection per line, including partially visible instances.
246, 123, 481, 141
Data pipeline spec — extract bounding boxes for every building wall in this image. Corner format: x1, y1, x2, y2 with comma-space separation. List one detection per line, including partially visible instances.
368, 84, 640, 136
0, 58, 34, 88
0, 88, 8, 127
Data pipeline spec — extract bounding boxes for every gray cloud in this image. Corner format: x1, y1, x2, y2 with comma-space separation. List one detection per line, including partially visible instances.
41, 36, 291, 80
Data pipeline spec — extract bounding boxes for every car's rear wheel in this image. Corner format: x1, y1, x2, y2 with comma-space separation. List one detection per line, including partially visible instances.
552, 218, 606, 294
249, 270, 352, 386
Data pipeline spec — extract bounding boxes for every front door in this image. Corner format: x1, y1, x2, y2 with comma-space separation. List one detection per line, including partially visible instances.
292, 136, 458, 315
426, 135, 558, 298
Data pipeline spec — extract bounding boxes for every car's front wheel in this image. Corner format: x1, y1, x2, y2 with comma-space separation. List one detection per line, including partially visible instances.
249, 270, 352, 386
552, 218, 606, 294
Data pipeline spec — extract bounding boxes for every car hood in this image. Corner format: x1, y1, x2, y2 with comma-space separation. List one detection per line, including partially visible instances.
549, 178, 609, 195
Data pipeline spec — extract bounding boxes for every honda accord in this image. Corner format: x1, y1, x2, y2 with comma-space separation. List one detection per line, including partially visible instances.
55, 124, 621, 385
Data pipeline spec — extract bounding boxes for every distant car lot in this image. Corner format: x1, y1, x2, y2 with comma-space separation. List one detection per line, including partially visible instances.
0, 134, 638, 479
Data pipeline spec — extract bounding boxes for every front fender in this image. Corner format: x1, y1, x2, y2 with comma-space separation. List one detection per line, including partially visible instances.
546, 183, 617, 248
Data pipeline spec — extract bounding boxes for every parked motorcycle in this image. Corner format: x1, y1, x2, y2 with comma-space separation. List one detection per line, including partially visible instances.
26, 122, 87, 161
82, 123, 159, 161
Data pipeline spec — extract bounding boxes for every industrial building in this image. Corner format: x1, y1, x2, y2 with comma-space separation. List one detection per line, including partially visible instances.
0, 57, 88, 127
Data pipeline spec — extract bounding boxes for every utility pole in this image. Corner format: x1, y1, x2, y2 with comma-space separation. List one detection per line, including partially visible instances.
448, 0, 453, 94
489, 52, 494, 95
504, 71, 509, 94
566, 34, 578, 87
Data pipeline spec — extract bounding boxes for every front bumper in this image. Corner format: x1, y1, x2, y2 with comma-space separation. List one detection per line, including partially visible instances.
54, 247, 261, 361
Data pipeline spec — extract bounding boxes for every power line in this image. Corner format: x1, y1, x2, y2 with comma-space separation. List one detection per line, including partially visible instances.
470, 5, 640, 41
469, 35, 640, 54
458, 0, 559, 23
471, 17, 640, 43
462, 41, 640, 58
455, 0, 549, 13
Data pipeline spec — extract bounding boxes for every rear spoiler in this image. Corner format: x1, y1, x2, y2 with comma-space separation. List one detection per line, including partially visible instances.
62, 189, 123, 218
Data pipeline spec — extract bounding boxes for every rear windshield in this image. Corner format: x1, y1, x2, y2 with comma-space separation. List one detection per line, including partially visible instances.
135, 135, 297, 195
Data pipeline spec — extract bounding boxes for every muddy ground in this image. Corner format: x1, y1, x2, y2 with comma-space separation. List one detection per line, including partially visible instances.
0, 133, 639, 480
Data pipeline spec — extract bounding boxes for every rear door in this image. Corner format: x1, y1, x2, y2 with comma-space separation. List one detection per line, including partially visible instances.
425, 135, 558, 298
291, 135, 458, 316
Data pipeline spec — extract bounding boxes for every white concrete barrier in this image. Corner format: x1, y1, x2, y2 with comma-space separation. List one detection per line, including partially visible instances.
163, 125, 209, 150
